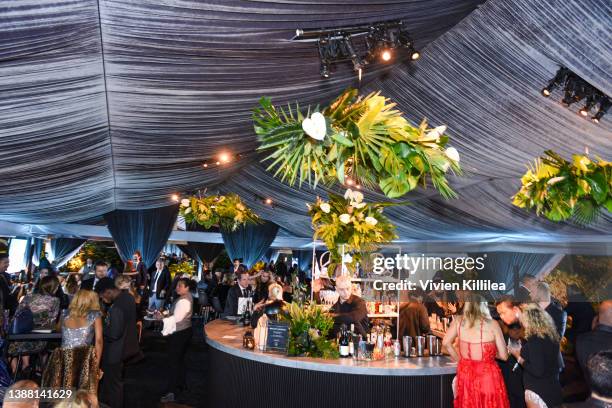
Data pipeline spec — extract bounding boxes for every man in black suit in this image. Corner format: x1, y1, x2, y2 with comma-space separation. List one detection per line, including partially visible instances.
222, 270, 252, 317
96, 277, 140, 408
275, 257, 289, 282
148, 257, 171, 310
576, 300, 612, 382
515, 273, 537, 302
80, 261, 108, 291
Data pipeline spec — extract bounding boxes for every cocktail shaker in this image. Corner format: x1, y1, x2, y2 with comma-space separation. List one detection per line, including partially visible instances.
416, 336, 426, 357
402, 336, 413, 357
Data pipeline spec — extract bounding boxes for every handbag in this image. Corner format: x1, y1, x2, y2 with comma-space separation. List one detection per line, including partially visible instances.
9, 306, 34, 335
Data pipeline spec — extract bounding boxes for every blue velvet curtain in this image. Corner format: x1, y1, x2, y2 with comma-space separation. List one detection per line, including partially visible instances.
181, 224, 224, 264
292, 250, 313, 273
104, 204, 179, 268
31, 238, 44, 267
22, 237, 34, 270
468, 252, 562, 294
221, 221, 279, 268
48, 238, 85, 268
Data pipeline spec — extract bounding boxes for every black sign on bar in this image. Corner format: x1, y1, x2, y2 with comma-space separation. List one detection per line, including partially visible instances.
265, 321, 289, 353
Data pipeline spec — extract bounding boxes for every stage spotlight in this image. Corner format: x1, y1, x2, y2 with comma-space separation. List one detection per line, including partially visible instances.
171, 194, 179, 202
219, 152, 231, 163
202, 162, 209, 168
381, 49, 392, 61
265, 198, 273, 205
541, 87, 551, 97
410, 51, 420, 60
215, 161, 220, 165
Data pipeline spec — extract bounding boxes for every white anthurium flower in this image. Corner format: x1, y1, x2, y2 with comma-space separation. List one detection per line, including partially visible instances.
320, 202, 331, 213
351, 191, 364, 203
180, 199, 190, 207
365, 216, 378, 226
351, 201, 366, 209
184, 207, 192, 214
301, 112, 326, 141
339, 213, 351, 224
445, 146, 460, 163
546, 176, 566, 185
344, 189, 354, 200
423, 125, 447, 141
342, 253, 353, 264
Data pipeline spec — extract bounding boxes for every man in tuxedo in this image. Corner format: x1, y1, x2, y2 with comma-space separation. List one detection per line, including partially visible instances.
275, 257, 289, 282
148, 258, 171, 311
96, 277, 140, 408
515, 273, 537, 302
80, 261, 108, 291
576, 300, 612, 383
79, 258, 94, 279
222, 270, 251, 317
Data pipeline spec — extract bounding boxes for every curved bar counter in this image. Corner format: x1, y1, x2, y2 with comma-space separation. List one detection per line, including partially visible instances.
205, 320, 456, 408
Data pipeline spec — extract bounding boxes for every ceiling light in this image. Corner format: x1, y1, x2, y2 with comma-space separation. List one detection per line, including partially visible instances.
265, 198, 273, 205
381, 49, 392, 61
219, 152, 231, 163
202, 162, 208, 168
171, 194, 179, 202
410, 51, 420, 60
541, 87, 551, 97
215, 161, 220, 165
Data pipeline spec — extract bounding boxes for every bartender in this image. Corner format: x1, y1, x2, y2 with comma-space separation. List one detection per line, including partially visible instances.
330, 275, 369, 337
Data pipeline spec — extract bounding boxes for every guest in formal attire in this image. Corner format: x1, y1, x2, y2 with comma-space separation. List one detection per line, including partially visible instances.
158, 278, 195, 403
229, 258, 243, 275
496, 296, 528, 408
516, 274, 538, 303
131, 251, 148, 297
275, 257, 289, 283
398, 291, 431, 339
0, 254, 16, 314
79, 258, 94, 280
222, 270, 252, 317
8, 276, 61, 374
148, 258, 171, 311
42, 290, 103, 395
509, 303, 562, 408
252, 270, 272, 306
329, 275, 369, 338
63, 274, 80, 304
96, 278, 139, 408
443, 294, 509, 408
565, 285, 596, 346
81, 261, 108, 292
563, 351, 612, 408
534, 282, 567, 373
576, 300, 612, 385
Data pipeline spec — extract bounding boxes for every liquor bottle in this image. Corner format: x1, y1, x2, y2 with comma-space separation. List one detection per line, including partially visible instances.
348, 324, 355, 356
339, 324, 350, 358
243, 300, 251, 327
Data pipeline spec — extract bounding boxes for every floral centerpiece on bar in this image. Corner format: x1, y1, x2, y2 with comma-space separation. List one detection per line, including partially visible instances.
179, 193, 260, 231
254, 88, 462, 198
308, 189, 397, 268
512, 150, 611, 224
281, 302, 339, 359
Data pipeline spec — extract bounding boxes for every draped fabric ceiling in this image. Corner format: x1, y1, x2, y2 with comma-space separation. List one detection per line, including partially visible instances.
0, 0, 610, 252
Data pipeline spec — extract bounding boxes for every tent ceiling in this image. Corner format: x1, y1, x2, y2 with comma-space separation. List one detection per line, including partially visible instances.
1, 0, 611, 244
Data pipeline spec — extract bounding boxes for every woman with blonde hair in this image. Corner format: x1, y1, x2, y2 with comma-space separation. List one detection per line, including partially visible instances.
42, 290, 102, 395
508, 303, 562, 408
442, 293, 509, 408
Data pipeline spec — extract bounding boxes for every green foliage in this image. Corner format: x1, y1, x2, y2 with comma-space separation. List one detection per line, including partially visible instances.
179, 194, 260, 231
169, 260, 195, 278
64, 241, 122, 272
307, 189, 398, 265
254, 89, 462, 199
513, 151, 611, 225
281, 302, 339, 359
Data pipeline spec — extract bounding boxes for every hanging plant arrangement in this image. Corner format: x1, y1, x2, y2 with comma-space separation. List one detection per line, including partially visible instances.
254, 88, 462, 199
512, 150, 611, 224
307, 189, 397, 265
179, 194, 260, 231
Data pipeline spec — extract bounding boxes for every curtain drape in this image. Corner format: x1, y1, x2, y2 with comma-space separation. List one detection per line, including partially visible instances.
181, 224, 224, 264
104, 204, 179, 268
48, 238, 85, 268
221, 222, 279, 268
292, 250, 313, 273
22, 237, 34, 270
468, 252, 564, 294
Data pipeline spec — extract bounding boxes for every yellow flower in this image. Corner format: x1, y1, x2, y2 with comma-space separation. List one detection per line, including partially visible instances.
572, 155, 591, 173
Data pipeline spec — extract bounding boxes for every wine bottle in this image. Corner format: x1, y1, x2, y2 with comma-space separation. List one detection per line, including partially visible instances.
339, 324, 350, 358
348, 324, 355, 356
243, 300, 251, 327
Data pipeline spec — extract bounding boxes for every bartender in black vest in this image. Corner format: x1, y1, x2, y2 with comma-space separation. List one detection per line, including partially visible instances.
330, 275, 369, 338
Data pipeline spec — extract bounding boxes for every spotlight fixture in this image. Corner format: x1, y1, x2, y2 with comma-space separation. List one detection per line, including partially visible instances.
299, 20, 420, 79
219, 152, 231, 163
541, 67, 610, 123
202, 162, 208, 168
265, 198, 273, 205
171, 194, 179, 202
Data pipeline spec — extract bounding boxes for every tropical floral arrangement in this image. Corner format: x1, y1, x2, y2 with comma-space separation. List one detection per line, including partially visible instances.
169, 261, 195, 278
250, 260, 266, 272
179, 194, 260, 231
512, 150, 611, 224
308, 189, 397, 266
281, 302, 339, 359
254, 88, 462, 198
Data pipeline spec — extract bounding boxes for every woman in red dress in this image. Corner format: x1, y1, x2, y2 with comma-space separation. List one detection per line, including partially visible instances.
442, 294, 510, 408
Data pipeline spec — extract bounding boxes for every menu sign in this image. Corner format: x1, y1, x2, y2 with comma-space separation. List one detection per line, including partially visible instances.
265, 321, 289, 353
